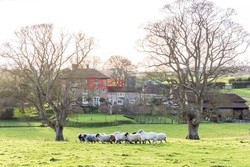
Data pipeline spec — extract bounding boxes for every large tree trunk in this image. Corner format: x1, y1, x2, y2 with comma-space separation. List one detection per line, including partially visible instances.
185, 97, 202, 140
54, 124, 64, 141
186, 120, 200, 140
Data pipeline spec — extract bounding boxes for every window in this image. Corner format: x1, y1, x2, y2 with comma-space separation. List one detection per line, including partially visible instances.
93, 97, 100, 106
82, 96, 89, 106
117, 99, 124, 105
117, 92, 125, 97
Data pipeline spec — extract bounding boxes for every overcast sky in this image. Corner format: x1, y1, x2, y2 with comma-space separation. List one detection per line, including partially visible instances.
0, 0, 249, 64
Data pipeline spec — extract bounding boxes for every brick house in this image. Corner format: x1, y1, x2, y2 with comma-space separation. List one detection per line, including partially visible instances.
60, 65, 109, 107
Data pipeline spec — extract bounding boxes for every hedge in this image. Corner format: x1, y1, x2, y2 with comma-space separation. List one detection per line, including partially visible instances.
0, 107, 14, 120
232, 81, 250, 88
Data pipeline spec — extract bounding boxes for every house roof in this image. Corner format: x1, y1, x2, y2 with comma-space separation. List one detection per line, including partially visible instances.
203, 93, 248, 109
203, 102, 249, 109
172, 90, 249, 110
60, 68, 109, 79
185, 92, 246, 102
223, 93, 247, 103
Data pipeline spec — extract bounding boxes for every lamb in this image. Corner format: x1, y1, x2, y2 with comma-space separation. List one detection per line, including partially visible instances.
113, 132, 126, 144
137, 129, 157, 143
124, 132, 142, 144
96, 133, 116, 143
155, 133, 167, 143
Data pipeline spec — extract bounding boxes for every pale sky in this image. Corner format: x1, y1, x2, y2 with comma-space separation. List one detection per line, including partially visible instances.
0, 0, 249, 65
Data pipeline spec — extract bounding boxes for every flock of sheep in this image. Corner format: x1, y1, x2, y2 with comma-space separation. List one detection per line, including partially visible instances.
78, 129, 167, 144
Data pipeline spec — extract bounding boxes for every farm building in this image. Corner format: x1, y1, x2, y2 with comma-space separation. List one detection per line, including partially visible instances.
203, 93, 249, 121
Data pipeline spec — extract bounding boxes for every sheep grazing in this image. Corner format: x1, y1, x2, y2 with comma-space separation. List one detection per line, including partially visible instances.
83, 133, 99, 143
137, 129, 158, 144
96, 133, 116, 144
156, 133, 167, 143
113, 132, 126, 144
77, 130, 166, 144
78, 133, 85, 142
124, 132, 142, 144
109, 135, 116, 143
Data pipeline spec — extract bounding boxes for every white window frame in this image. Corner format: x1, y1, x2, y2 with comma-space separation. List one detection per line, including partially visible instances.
82, 96, 88, 106
117, 92, 125, 97
93, 97, 100, 106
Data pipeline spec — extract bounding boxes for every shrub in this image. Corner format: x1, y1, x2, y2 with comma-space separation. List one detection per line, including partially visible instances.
232, 81, 250, 88
0, 107, 14, 120
229, 79, 235, 84
99, 104, 109, 114
208, 82, 225, 89
100, 97, 106, 102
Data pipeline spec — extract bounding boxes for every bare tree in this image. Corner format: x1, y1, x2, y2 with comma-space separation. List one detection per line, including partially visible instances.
139, 0, 250, 139
70, 55, 103, 69
105, 55, 136, 83
0, 24, 95, 141
83, 56, 103, 69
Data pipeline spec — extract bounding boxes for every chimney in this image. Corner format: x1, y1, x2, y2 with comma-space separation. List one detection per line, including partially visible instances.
72, 64, 78, 70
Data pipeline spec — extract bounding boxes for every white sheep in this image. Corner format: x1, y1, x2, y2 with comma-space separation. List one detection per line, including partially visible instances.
155, 133, 167, 143
96, 133, 115, 143
124, 132, 142, 144
137, 129, 157, 143
113, 132, 126, 144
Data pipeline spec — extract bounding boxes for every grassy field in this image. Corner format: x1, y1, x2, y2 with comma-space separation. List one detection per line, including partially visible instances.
214, 75, 250, 84
1, 113, 176, 127
0, 123, 250, 166
221, 88, 250, 98
0, 114, 134, 127
221, 88, 250, 105
66, 114, 134, 127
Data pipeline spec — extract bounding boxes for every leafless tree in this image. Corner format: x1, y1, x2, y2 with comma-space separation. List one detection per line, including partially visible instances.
0, 24, 95, 141
105, 55, 136, 83
70, 55, 103, 70
139, 0, 250, 139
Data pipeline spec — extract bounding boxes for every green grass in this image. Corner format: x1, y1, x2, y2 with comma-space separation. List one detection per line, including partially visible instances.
0, 120, 41, 127
0, 123, 250, 166
125, 115, 176, 124
66, 114, 135, 127
13, 107, 38, 118
221, 88, 250, 98
67, 113, 132, 124
0, 114, 134, 127
215, 75, 250, 84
